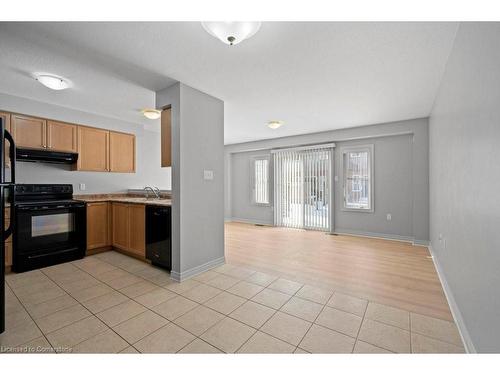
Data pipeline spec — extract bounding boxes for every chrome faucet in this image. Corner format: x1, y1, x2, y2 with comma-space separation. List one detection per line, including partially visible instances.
144, 186, 161, 199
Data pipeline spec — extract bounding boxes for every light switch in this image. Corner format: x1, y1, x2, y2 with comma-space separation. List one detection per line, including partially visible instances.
203, 170, 214, 180
79, 183, 86, 191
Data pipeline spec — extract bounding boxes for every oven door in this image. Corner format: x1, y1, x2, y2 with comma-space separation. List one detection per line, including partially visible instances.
14, 203, 86, 271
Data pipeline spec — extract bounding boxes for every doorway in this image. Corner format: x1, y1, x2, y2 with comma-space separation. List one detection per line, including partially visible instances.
273, 146, 333, 231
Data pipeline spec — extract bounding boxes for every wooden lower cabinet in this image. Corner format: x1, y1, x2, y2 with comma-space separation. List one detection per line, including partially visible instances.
86, 202, 111, 251
5, 242, 12, 268
111, 202, 145, 257
112, 203, 129, 251
128, 204, 145, 256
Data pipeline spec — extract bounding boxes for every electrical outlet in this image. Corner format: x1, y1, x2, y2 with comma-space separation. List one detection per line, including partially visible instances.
203, 170, 214, 180
386, 213, 392, 221
79, 183, 86, 191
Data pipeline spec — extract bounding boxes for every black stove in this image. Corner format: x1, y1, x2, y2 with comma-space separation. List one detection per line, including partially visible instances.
13, 184, 86, 273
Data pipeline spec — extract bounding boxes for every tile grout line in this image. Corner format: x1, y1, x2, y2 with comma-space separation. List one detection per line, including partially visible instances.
5, 252, 463, 353
247, 284, 306, 353
294, 288, 333, 352
4, 281, 55, 352
352, 296, 369, 353
39, 266, 114, 352
72, 255, 253, 353
39, 260, 171, 352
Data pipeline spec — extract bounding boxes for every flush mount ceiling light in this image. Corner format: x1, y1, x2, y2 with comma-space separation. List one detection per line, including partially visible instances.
268, 120, 283, 129
34, 74, 70, 90
201, 22, 261, 46
141, 109, 161, 120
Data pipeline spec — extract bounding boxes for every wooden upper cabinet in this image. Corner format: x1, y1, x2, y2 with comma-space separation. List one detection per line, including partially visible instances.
47, 121, 77, 152
2, 111, 136, 173
77, 126, 109, 172
0, 112, 10, 133
87, 202, 111, 251
11, 114, 46, 149
128, 204, 145, 257
109, 131, 135, 173
161, 108, 171, 167
1, 112, 11, 168
112, 203, 129, 251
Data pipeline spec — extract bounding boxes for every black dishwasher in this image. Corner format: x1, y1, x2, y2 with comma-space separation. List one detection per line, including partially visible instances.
146, 205, 171, 270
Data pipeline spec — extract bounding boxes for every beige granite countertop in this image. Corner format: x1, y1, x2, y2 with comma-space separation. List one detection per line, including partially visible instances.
74, 194, 171, 206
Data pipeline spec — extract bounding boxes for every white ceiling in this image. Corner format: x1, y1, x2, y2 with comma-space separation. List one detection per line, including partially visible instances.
0, 22, 458, 144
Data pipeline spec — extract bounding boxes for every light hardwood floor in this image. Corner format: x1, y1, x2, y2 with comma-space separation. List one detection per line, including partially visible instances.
225, 222, 452, 321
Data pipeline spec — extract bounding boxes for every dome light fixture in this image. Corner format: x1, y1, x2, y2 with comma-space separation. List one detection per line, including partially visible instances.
34, 74, 70, 90
201, 22, 261, 46
268, 120, 283, 129
141, 109, 161, 120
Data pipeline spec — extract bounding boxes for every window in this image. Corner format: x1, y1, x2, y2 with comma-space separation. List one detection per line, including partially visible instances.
342, 145, 373, 211
253, 156, 270, 205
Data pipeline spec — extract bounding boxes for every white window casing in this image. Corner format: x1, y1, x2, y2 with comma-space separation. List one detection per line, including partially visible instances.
341, 144, 374, 212
252, 156, 270, 206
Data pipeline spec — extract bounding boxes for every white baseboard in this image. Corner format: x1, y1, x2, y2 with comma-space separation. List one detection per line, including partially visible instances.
170, 256, 226, 282
413, 239, 430, 247
334, 228, 415, 244
428, 245, 476, 353
227, 217, 273, 226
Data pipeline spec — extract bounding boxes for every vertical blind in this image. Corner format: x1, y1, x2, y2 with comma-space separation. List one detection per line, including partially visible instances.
273, 146, 332, 231
253, 158, 270, 204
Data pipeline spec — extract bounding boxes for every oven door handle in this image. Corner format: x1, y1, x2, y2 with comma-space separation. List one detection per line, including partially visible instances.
17, 204, 85, 211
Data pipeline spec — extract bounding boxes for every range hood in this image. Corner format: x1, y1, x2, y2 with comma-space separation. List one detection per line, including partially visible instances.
16, 148, 78, 164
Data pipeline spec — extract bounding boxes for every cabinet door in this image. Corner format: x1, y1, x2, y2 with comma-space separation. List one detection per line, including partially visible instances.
11, 114, 46, 149
112, 203, 129, 250
161, 108, 171, 167
128, 204, 145, 257
77, 126, 109, 172
5, 242, 12, 267
109, 131, 135, 173
87, 202, 110, 250
47, 120, 78, 152
0, 112, 11, 168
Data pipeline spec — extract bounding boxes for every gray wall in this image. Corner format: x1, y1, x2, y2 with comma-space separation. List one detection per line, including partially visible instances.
1, 92, 171, 192
231, 149, 273, 224
334, 135, 413, 239
225, 118, 429, 243
157, 83, 225, 279
429, 22, 500, 353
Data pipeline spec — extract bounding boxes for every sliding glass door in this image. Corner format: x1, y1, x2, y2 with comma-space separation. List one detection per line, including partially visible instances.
273, 146, 332, 231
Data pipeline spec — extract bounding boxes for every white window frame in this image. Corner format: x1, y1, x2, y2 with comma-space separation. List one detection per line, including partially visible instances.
251, 155, 271, 206
340, 144, 374, 212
